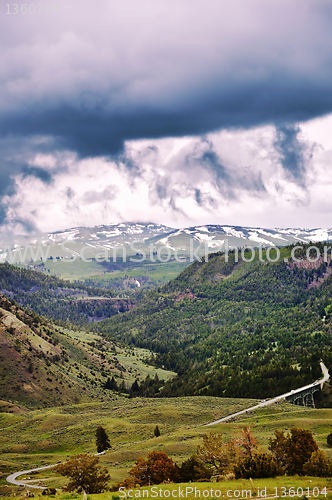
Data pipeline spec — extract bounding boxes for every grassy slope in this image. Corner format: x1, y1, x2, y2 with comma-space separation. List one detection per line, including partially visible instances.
0, 294, 174, 409
26, 257, 189, 289
0, 298, 105, 408
82, 260, 190, 290
1, 397, 332, 497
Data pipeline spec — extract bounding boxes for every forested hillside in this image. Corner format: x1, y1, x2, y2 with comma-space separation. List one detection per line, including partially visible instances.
92, 243, 332, 401
0, 264, 134, 325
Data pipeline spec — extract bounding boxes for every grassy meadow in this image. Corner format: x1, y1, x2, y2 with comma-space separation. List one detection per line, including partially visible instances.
24, 258, 189, 287
1, 396, 332, 498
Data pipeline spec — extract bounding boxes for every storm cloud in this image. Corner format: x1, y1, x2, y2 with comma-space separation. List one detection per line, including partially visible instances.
1, 0, 332, 154
1, 0, 332, 233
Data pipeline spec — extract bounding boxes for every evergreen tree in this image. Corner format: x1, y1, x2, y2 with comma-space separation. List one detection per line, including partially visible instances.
119, 380, 127, 394
154, 425, 161, 437
130, 380, 140, 396
95, 426, 111, 453
104, 377, 118, 391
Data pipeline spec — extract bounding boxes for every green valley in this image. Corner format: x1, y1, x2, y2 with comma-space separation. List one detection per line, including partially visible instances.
2, 241, 332, 498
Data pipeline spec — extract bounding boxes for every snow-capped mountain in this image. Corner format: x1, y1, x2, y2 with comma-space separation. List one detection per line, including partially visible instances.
1, 223, 332, 263
42, 224, 332, 248
44, 222, 173, 246
154, 225, 332, 251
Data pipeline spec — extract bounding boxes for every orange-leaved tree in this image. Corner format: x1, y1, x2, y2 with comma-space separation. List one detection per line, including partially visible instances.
129, 451, 179, 486
269, 428, 318, 475
236, 426, 258, 459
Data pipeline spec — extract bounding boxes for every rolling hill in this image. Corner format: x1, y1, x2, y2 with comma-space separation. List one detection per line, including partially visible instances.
0, 293, 116, 408
0, 293, 174, 409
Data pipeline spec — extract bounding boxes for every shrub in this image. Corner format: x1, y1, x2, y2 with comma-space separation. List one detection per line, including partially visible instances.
179, 454, 212, 482
112, 477, 137, 491
327, 433, 332, 447
42, 489, 57, 496
218, 472, 235, 481
303, 450, 330, 477
234, 452, 279, 479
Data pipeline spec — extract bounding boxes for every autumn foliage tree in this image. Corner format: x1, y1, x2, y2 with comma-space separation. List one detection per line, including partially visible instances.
196, 432, 230, 474
129, 451, 179, 486
231, 426, 278, 479
269, 428, 318, 475
236, 426, 258, 459
116, 427, 328, 490
55, 454, 110, 493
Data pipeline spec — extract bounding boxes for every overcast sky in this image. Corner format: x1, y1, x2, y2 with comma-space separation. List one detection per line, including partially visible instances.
1, 0, 332, 236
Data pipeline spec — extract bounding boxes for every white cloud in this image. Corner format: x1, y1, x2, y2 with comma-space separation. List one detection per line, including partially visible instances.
1, 115, 332, 236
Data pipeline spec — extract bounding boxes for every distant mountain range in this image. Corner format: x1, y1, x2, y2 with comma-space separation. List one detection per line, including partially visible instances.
1, 223, 332, 263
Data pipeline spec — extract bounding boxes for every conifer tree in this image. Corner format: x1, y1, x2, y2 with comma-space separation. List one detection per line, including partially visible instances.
95, 426, 111, 453
154, 425, 161, 437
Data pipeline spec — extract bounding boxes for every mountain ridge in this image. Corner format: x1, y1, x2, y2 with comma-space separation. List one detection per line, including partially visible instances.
2, 223, 332, 264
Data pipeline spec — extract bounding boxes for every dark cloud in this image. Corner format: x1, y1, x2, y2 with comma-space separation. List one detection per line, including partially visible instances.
192, 140, 266, 200
11, 217, 39, 234
66, 188, 75, 199
1, 84, 332, 161
155, 182, 168, 200
0, 136, 68, 224
195, 189, 202, 205
0, 0, 332, 160
274, 124, 312, 184
21, 166, 53, 184
0, 167, 16, 198
0, 0, 332, 231
0, 204, 7, 225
